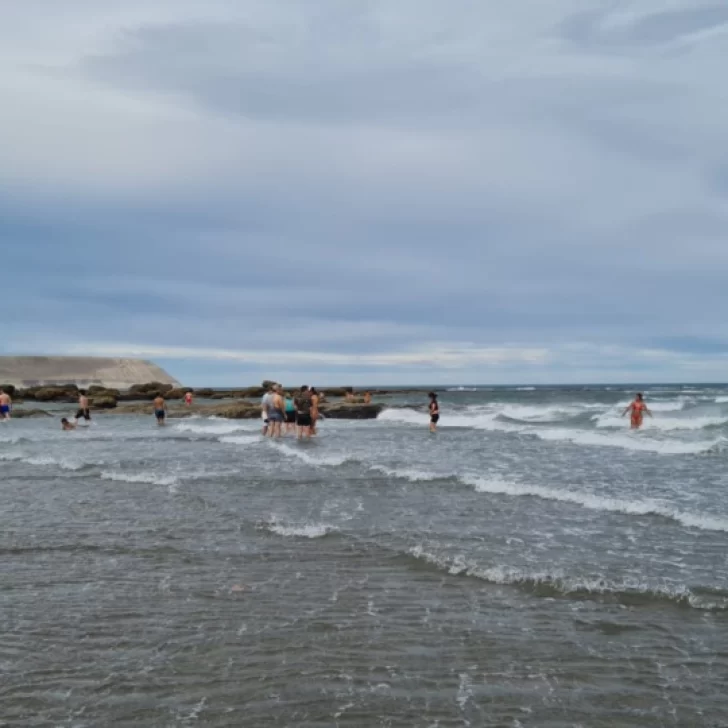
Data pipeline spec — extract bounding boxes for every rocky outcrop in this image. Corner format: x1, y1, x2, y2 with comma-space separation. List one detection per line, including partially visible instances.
27, 387, 78, 403
128, 382, 174, 394
90, 396, 117, 409
319, 402, 383, 419
88, 385, 120, 398
165, 388, 191, 400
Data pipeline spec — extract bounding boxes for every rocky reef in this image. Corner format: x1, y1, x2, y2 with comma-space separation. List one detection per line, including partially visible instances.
109, 400, 384, 420
5, 380, 429, 419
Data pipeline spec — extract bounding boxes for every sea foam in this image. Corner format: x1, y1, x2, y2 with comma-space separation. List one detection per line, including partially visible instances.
463, 475, 728, 533
259, 518, 335, 539
407, 546, 728, 610
100, 470, 179, 486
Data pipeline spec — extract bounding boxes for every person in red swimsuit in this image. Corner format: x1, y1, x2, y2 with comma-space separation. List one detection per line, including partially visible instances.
622, 393, 652, 429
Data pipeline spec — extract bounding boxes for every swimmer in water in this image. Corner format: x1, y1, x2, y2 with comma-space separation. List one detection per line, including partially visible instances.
622, 393, 652, 429
61, 417, 76, 431
0, 389, 12, 420
428, 392, 439, 433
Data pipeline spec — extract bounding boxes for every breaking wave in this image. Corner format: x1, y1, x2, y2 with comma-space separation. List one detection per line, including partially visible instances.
100, 470, 179, 487
218, 435, 260, 446
0, 450, 94, 471
258, 518, 336, 539
368, 464, 450, 482
406, 546, 728, 610
173, 420, 254, 435
379, 407, 727, 454
271, 443, 353, 468
463, 476, 728, 533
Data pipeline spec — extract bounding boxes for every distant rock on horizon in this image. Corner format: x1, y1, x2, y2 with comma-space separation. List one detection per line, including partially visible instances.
0, 356, 180, 389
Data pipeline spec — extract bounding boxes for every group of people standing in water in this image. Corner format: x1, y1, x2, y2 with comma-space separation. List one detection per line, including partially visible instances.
261, 384, 321, 439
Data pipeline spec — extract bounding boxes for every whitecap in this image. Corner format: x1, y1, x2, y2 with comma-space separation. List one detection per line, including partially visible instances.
533, 428, 725, 455
173, 420, 252, 435
100, 470, 179, 486
0, 451, 89, 471
260, 518, 335, 538
407, 546, 728, 609
379, 407, 725, 454
271, 443, 351, 467
368, 464, 446, 482
218, 435, 260, 446
463, 475, 728, 532
594, 413, 727, 431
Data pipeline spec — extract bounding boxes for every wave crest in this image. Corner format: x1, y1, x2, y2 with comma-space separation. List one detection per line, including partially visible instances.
407, 546, 728, 610
258, 518, 336, 539
464, 476, 728, 532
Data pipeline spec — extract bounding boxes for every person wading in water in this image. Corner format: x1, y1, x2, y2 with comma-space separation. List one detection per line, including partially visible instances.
622, 393, 652, 429
428, 392, 440, 433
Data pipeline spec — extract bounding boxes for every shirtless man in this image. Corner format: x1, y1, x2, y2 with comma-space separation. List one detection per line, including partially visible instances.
267, 385, 285, 438
153, 394, 167, 425
75, 390, 91, 422
0, 389, 12, 420
622, 393, 652, 429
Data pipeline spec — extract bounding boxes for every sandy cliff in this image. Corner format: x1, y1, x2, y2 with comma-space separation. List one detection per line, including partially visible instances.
0, 356, 180, 389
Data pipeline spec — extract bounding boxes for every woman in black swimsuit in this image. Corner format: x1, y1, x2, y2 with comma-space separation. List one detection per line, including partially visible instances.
428, 392, 439, 433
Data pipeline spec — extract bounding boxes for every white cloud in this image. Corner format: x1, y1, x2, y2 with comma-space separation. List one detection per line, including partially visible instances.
57, 341, 549, 369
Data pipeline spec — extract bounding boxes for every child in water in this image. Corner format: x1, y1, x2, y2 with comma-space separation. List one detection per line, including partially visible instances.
61, 418, 76, 431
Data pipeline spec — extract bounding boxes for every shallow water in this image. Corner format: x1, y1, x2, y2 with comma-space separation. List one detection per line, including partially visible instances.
2, 385, 728, 726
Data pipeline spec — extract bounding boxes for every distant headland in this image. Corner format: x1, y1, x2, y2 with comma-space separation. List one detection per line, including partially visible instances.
0, 356, 180, 389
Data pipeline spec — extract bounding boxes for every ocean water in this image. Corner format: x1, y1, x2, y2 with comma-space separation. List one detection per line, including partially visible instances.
2, 385, 728, 726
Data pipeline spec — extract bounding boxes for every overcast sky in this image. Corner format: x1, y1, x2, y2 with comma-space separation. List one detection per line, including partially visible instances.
3, 1, 728, 385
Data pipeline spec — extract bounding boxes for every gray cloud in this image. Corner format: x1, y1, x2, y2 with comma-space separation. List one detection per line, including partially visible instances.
2, 1, 728, 383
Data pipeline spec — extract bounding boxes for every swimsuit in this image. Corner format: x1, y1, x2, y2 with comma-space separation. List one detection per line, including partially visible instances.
285, 399, 296, 423
155, 409, 165, 419
631, 402, 645, 426
0, 404, 9, 415
75, 408, 91, 420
